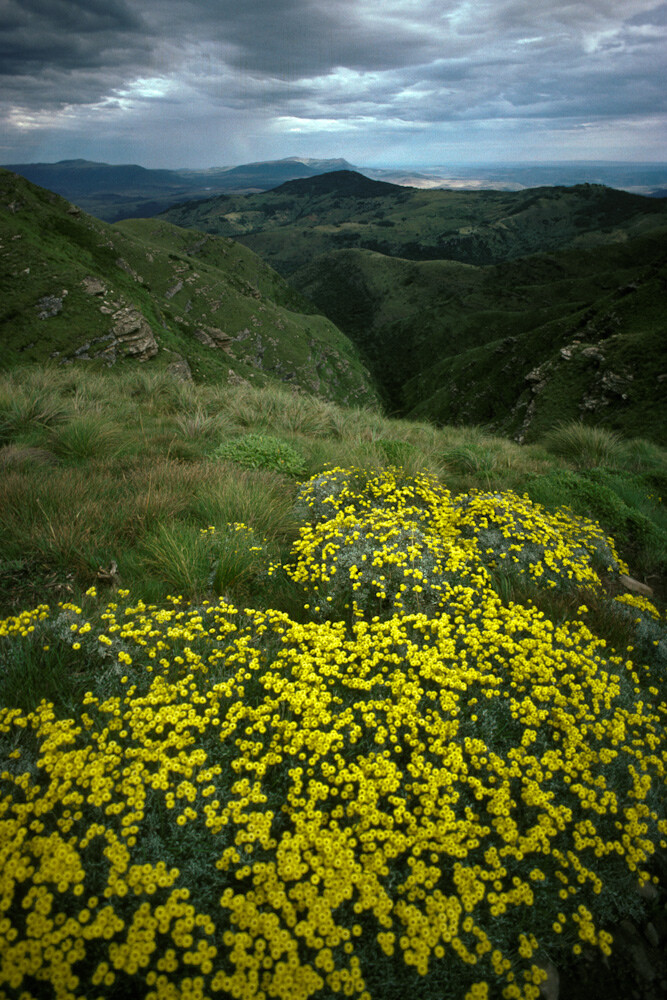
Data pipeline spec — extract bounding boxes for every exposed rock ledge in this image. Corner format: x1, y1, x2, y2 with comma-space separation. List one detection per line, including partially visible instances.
101, 307, 158, 362
68, 307, 159, 364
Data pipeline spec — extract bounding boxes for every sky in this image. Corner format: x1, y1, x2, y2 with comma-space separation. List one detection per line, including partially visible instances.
1, 0, 666, 169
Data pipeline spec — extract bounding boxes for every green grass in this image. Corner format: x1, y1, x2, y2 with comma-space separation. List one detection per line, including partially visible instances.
0, 168, 379, 411
0, 366, 664, 616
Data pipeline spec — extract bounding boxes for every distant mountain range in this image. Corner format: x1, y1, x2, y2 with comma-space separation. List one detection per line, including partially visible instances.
3, 157, 667, 224
0, 158, 359, 221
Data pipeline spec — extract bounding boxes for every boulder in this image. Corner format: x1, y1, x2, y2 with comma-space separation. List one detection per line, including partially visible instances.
109, 307, 158, 360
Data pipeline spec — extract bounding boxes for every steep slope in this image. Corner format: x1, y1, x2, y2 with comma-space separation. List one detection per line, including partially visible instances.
0, 169, 378, 407
291, 233, 667, 443
161, 171, 667, 275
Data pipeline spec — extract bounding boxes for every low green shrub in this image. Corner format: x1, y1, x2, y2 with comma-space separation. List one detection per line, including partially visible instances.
214, 433, 307, 478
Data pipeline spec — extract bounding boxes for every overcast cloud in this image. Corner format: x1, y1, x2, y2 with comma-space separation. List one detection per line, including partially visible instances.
1, 0, 665, 167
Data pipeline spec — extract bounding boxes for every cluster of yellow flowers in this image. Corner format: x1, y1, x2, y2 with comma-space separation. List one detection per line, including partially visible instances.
613, 592, 662, 621
452, 490, 627, 588
285, 469, 628, 622
0, 468, 664, 1000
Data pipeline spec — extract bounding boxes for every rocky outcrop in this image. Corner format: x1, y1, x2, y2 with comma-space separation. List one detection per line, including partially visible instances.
107, 307, 158, 360
69, 307, 158, 364
165, 355, 193, 381
36, 293, 66, 319
192, 325, 234, 352
514, 337, 635, 442
81, 276, 106, 296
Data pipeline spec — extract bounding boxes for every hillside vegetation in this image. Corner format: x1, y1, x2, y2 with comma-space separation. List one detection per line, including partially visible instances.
0, 170, 666, 1000
0, 169, 377, 408
161, 172, 667, 275
162, 172, 667, 442
292, 234, 667, 443
0, 367, 666, 1000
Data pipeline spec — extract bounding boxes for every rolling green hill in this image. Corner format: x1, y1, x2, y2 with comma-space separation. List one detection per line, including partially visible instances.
0, 169, 378, 407
291, 233, 667, 443
163, 171, 667, 443
161, 170, 667, 275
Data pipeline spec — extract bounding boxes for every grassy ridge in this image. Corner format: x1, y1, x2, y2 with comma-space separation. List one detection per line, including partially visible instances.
161, 173, 667, 276
161, 172, 667, 442
0, 169, 378, 408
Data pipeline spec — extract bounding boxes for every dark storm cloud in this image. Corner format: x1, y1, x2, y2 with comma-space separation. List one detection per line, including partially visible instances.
0, 0, 148, 74
0, 0, 153, 115
143, 0, 441, 75
1, 0, 665, 165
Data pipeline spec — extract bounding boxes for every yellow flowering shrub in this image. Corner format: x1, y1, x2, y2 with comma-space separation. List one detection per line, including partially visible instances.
0, 469, 664, 1000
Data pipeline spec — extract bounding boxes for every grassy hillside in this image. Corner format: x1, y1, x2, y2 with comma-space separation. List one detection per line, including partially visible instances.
0, 169, 378, 408
0, 366, 665, 1000
290, 232, 667, 443
1, 365, 666, 610
161, 171, 667, 276
161, 171, 667, 443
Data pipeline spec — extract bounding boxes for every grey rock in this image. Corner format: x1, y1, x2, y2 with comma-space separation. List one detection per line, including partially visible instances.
109, 307, 158, 360
115, 258, 143, 282
637, 881, 660, 902
227, 369, 250, 387
620, 574, 653, 597
193, 329, 215, 348
538, 960, 559, 1000
166, 357, 193, 382
82, 276, 106, 296
193, 326, 233, 352
645, 922, 659, 949
36, 295, 63, 319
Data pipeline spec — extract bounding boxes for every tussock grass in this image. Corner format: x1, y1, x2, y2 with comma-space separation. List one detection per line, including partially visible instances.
543, 421, 627, 468
0, 384, 67, 442
0, 365, 664, 613
173, 407, 222, 440
140, 521, 212, 599
48, 413, 125, 462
